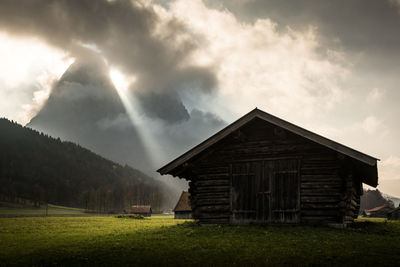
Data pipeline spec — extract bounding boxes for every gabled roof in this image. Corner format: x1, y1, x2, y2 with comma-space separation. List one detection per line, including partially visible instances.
131, 205, 151, 213
158, 108, 379, 185
174, 191, 191, 212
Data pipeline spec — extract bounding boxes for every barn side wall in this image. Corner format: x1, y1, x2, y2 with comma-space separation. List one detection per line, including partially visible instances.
187, 118, 359, 225
189, 166, 231, 224
174, 211, 193, 219
343, 172, 362, 224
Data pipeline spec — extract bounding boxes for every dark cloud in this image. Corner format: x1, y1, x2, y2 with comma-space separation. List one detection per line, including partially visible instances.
0, 0, 217, 123
204, 0, 400, 124
206, 0, 400, 48
134, 64, 217, 122
153, 108, 227, 159
189, 109, 226, 130
205, 0, 400, 71
136, 90, 190, 123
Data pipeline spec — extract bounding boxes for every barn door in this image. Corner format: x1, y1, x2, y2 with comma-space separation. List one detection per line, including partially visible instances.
231, 159, 299, 224
231, 162, 262, 222
256, 161, 273, 222
270, 159, 300, 223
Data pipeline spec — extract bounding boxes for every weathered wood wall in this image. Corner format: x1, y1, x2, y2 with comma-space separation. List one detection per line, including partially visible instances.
174, 211, 192, 219
187, 118, 362, 225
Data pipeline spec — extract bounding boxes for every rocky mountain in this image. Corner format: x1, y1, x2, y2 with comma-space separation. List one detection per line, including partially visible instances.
27, 55, 151, 172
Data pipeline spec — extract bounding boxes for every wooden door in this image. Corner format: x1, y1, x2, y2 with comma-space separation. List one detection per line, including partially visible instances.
231, 159, 299, 224
270, 159, 300, 223
256, 161, 272, 222
231, 162, 261, 222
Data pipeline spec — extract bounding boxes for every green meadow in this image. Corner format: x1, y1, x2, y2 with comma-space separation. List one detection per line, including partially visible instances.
0, 203, 86, 216
0, 216, 399, 266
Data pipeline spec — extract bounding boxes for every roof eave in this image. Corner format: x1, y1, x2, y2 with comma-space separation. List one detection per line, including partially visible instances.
158, 108, 379, 176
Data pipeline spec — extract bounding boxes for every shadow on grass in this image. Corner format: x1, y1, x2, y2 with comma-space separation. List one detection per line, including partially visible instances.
2, 218, 400, 266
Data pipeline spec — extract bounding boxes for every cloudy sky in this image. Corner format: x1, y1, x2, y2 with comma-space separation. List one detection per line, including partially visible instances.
1, 0, 399, 196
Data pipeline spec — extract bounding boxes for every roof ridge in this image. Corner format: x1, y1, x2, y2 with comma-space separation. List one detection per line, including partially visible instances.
158, 108, 378, 186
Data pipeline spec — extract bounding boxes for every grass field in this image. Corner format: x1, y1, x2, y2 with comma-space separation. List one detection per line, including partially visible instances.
0, 216, 399, 266
0, 202, 86, 216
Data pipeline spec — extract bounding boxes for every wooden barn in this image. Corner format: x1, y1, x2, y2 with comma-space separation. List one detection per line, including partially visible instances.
130, 205, 152, 217
174, 191, 192, 219
158, 109, 379, 226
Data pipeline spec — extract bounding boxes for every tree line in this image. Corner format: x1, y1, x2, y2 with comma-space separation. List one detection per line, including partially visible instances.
0, 118, 170, 212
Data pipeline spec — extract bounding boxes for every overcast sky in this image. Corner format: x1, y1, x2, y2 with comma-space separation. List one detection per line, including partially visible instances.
0, 0, 399, 196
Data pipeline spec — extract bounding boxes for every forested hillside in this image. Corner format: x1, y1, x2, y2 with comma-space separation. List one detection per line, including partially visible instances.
0, 118, 171, 212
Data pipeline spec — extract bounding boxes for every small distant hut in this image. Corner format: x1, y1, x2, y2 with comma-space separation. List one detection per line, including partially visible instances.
388, 207, 400, 220
130, 205, 152, 217
174, 191, 192, 219
158, 108, 379, 226
362, 205, 394, 218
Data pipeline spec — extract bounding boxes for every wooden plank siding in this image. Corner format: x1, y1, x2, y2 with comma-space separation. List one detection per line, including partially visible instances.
189, 166, 231, 224
185, 118, 362, 225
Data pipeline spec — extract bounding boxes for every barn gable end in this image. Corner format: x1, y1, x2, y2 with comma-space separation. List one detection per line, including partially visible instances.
174, 191, 192, 219
158, 109, 378, 226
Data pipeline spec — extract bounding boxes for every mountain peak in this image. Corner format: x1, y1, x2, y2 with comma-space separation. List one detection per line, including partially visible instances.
27, 55, 151, 172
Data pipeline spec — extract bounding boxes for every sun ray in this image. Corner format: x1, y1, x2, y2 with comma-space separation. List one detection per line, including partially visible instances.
109, 68, 166, 170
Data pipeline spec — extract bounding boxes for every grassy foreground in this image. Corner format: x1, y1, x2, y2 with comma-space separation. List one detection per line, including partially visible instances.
0, 203, 86, 216
0, 216, 399, 266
